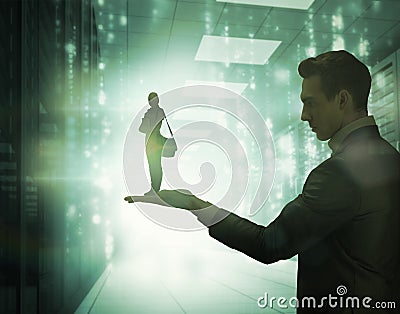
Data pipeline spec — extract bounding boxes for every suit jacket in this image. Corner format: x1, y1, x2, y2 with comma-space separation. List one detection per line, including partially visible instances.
195, 125, 400, 313
139, 106, 165, 138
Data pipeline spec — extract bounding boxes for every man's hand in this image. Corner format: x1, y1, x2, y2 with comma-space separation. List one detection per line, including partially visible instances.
124, 189, 212, 211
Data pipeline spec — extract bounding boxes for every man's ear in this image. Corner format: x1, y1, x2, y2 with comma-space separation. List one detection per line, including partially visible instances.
338, 89, 351, 110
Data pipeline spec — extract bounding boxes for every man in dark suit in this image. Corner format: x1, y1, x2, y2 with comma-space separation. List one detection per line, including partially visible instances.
125, 50, 400, 313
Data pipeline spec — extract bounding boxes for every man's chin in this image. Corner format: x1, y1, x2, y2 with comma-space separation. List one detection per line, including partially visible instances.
315, 132, 329, 141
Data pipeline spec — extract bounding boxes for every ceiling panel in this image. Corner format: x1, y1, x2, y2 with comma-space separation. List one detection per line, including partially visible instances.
276, 42, 316, 65
216, 0, 315, 10
265, 43, 289, 64
218, 4, 271, 26
383, 22, 400, 39
367, 25, 400, 63
175, 1, 224, 23
171, 20, 213, 37
330, 32, 375, 51
168, 35, 202, 51
128, 33, 169, 50
195, 35, 281, 65
291, 30, 335, 51
317, 0, 373, 16
345, 17, 397, 38
308, 13, 355, 34
165, 36, 202, 63
128, 16, 173, 34
129, 0, 176, 19
262, 9, 309, 30
361, 1, 400, 20
256, 26, 300, 43
213, 23, 260, 37
306, 0, 325, 13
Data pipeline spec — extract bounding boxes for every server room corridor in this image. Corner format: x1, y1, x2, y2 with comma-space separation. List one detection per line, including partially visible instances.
1, 0, 400, 313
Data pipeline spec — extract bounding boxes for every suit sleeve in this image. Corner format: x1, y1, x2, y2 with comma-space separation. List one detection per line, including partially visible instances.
192, 158, 361, 264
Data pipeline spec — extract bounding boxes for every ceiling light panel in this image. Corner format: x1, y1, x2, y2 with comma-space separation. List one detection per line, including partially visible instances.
195, 35, 281, 65
216, 0, 315, 10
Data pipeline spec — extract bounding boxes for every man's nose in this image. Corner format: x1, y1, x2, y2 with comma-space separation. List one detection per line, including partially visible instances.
301, 106, 310, 122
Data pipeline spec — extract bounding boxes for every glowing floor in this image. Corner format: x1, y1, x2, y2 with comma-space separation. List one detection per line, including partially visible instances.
75, 204, 297, 314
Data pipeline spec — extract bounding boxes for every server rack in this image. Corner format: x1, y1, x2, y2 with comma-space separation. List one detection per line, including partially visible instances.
369, 49, 400, 152
0, 1, 108, 313
0, 1, 29, 312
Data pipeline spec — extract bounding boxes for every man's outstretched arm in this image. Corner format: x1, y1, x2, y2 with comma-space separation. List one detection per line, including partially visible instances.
124, 159, 359, 265
124, 190, 285, 264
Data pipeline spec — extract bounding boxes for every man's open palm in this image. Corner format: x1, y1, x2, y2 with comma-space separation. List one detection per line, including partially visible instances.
124, 189, 211, 211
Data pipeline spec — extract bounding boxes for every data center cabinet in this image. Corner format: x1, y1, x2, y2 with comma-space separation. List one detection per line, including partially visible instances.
369, 49, 400, 152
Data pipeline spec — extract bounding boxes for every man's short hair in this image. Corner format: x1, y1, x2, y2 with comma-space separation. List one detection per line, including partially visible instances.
298, 50, 371, 111
148, 92, 158, 101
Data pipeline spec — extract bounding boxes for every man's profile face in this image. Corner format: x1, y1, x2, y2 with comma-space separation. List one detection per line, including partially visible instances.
300, 75, 343, 141
148, 95, 159, 107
